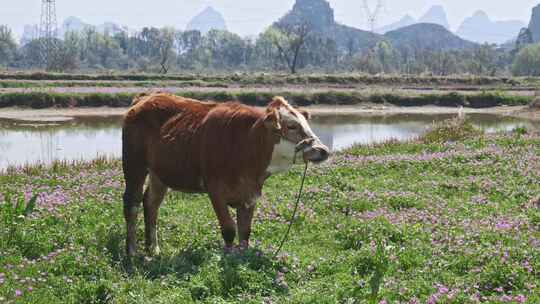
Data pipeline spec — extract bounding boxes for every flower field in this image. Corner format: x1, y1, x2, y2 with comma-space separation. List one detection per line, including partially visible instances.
0, 132, 539, 303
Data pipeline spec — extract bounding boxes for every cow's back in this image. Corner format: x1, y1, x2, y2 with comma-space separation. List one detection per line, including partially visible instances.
123, 93, 217, 192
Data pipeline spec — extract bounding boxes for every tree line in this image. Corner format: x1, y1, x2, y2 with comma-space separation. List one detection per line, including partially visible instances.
0, 24, 538, 76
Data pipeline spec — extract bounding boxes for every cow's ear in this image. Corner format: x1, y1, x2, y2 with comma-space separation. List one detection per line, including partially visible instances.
264, 108, 281, 132
292, 105, 310, 120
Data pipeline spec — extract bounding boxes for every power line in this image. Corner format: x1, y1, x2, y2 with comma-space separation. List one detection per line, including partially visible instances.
362, 0, 385, 33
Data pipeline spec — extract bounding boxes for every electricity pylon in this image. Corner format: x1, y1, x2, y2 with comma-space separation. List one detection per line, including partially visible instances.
362, 0, 384, 33
39, 0, 58, 70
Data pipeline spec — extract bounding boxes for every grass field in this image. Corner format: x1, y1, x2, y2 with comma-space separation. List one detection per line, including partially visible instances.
0, 73, 536, 109
1, 127, 539, 303
0, 72, 526, 87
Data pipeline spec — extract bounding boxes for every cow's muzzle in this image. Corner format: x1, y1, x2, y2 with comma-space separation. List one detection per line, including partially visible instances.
295, 138, 330, 164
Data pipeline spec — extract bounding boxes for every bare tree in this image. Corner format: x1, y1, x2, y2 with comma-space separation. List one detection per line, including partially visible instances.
268, 22, 311, 74
158, 28, 175, 74
0, 25, 17, 68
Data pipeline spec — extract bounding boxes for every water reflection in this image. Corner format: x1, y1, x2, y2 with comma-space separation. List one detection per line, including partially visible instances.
0, 114, 538, 170
0, 117, 122, 170
311, 113, 540, 150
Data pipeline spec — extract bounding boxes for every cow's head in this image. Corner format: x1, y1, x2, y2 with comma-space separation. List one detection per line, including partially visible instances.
264, 97, 330, 165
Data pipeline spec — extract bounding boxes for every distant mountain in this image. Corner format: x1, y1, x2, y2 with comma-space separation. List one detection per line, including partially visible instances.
20, 17, 127, 44
529, 4, 540, 42
97, 22, 126, 35
60, 17, 127, 37
376, 15, 416, 34
276, 0, 479, 54
419, 5, 450, 29
20, 24, 39, 45
514, 27, 533, 51
376, 6, 450, 35
456, 11, 525, 45
276, 0, 382, 53
186, 6, 227, 34
514, 3, 540, 49
62, 16, 92, 34
385, 23, 477, 51
61, 17, 126, 36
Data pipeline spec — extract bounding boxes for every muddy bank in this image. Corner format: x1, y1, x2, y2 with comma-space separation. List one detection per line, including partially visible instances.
511, 107, 540, 121
0, 107, 126, 122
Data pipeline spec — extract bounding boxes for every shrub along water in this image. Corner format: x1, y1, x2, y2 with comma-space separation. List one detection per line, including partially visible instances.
422, 118, 483, 144
0, 72, 528, 87
0, 80, 230, 89
0, 91, 532, 109
0, 92, 134, 109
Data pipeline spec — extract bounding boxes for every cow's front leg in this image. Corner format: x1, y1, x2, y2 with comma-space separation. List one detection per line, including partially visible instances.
209, 193, 236, 251
237, 204, 255, 249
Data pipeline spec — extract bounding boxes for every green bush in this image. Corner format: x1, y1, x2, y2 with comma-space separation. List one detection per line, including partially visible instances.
512, 44, 540, 76
0, 92, 133, 108
422, 117, 483, 143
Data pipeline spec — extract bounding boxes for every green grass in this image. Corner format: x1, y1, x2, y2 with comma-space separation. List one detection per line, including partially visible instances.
0, 91, 533, 109
0, 92, 134, 108
0, 72, 530, 87
1, 132, 539, 303
0, 80, 230, 89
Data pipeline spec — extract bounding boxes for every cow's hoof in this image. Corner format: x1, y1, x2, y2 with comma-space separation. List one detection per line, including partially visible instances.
239, 241, 249, 250
223, 245, 236, 254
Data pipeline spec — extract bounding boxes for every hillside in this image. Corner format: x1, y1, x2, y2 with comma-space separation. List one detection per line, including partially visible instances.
21, 17, 126, 43
62, 16, 91, 33
276, 0, 482, 54
386, 23, 477, 51
419, 5, 450, 29
186, 6, 227, 34
275, 0, 382, 52
529, 4, 540, 42
376, 15, 416, 34
20, 25, 39, 45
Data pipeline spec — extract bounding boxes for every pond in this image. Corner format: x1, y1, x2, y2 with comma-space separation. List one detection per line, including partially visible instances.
0, 113, 538, 171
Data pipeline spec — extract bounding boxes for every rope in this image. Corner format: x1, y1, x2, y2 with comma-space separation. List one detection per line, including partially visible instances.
272, 161, 309, 259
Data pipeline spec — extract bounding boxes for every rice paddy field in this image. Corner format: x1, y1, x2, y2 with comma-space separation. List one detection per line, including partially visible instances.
0, 73, 537, 110
1, 126, 539, 303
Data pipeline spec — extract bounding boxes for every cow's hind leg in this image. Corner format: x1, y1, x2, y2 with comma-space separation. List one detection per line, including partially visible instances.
143, 172, 168, 256
237, 205, 255, 249
123, 173, 146, 257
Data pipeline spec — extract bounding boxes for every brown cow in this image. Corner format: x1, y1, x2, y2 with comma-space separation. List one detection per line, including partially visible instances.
122, 93, 329, 256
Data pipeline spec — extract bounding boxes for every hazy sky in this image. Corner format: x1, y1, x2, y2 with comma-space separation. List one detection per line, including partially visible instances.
2, 0, 539, 37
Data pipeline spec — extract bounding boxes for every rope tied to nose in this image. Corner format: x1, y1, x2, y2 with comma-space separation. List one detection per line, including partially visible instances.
272, 139, 312, 259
